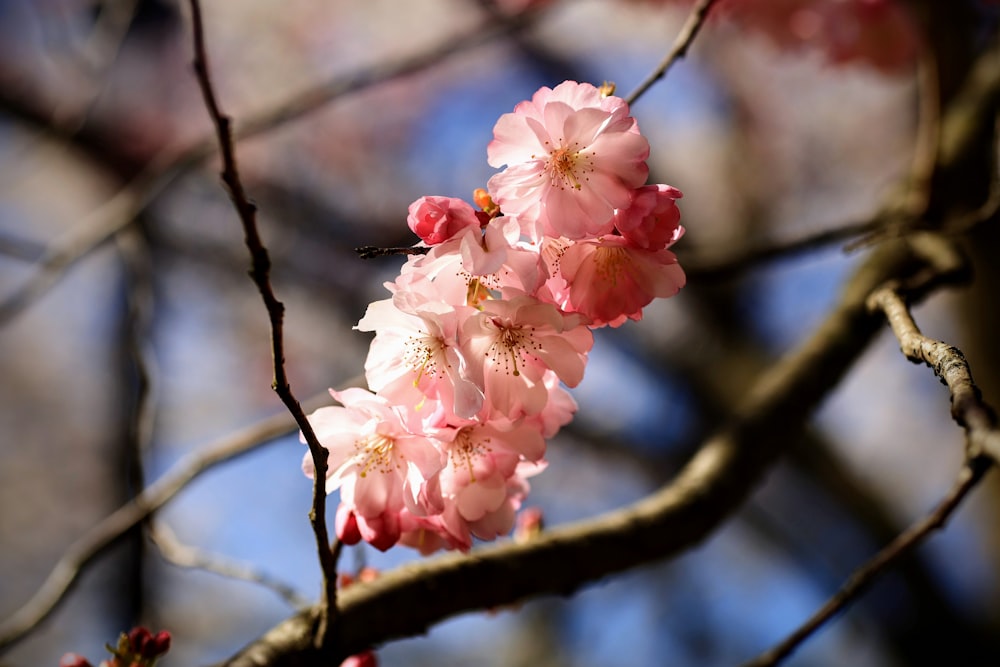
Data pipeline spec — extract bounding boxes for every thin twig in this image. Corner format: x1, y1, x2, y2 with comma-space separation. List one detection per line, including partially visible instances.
742, 249, 998, 666
186, 0, 339, 643
901, 49, 942, 219
625, 0, 720, 106
0, 156, 188, 326
354, 245, 429, 260
683, 217, 883, 281
52, 0, 141, 134
233, 14, 533, 142
149, 521, 312, 610
0, 388, 340, 651
868, 285, 1000, 464
741, 459, 991, 667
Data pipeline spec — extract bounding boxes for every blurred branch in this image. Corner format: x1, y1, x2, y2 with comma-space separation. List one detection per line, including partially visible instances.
0, 156, 185, 326
149, 522, 312, 611
682, 216, 883, 282
742, 458, 991, 667
186, 0, 339, 642
903, 51, 941, 218
52, 0, 141, 134
113, 222, 159, 627
0, 231, 45, 262
625, 0, 719, 105
0, 388, 340, 651
230, 12, 535, 143
0, 10, 536, 326
218, 237, 940, 667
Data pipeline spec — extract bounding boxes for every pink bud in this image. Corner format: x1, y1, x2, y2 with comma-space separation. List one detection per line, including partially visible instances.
514, 506, 544, 542
59, 653, 94, 667
127, 627, 152, 656
335, 505, 363, 545
150, 631, 171, 656
340, 650, 378, 667
406, 196, 480, 246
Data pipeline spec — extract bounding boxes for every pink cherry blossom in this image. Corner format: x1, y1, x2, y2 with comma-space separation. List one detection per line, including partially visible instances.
553, 234, 686, 327
398, 461, 543, 553
613, 184, 684, 251
356, 297, 483, 422
460, 294, 593, 418
301, 79, 691, 555
438, 421, 545, 521
487, 81, 650, 241
398, 509, 466, 554
391, 220, 547, 308
406, 195, 482, 246
302, 388, 446, 549
523, 370, 578, 438
467, 462, 542, 542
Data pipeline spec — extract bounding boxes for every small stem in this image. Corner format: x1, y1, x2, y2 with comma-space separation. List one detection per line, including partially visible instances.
625, 0, 719, 106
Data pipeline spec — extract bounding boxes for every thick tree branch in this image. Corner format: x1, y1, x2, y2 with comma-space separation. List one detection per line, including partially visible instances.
218, 236, 940, 666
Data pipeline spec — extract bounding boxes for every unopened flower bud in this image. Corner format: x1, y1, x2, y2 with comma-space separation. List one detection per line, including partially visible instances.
336, 505, 363, 545
514, 507, 544, 542
128, 627, 153, 656
472, 188, 499, 216
59, 653, 94, 667
150, 631, 171, 656
340, 650, 378, 667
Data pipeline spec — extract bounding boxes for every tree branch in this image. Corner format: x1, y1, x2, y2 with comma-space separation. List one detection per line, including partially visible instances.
150, 521, 312, 610
186, 0, 339, 642
625, 0, 720, 105
742, 234, 998, 666
218, 236, 942, 666
0, 389, 337, 651
0, 9, 535, 327
868, 275, 1000, 464
742, 458, 991, 667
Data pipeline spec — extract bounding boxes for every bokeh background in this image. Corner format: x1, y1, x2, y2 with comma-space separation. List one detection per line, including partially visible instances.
1, 1, 999, 665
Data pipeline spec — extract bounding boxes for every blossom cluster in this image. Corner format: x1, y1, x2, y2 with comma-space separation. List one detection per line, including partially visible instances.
303, 81, 686, 553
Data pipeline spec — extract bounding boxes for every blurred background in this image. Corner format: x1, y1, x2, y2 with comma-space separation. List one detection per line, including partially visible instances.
1, 0, 999, 665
